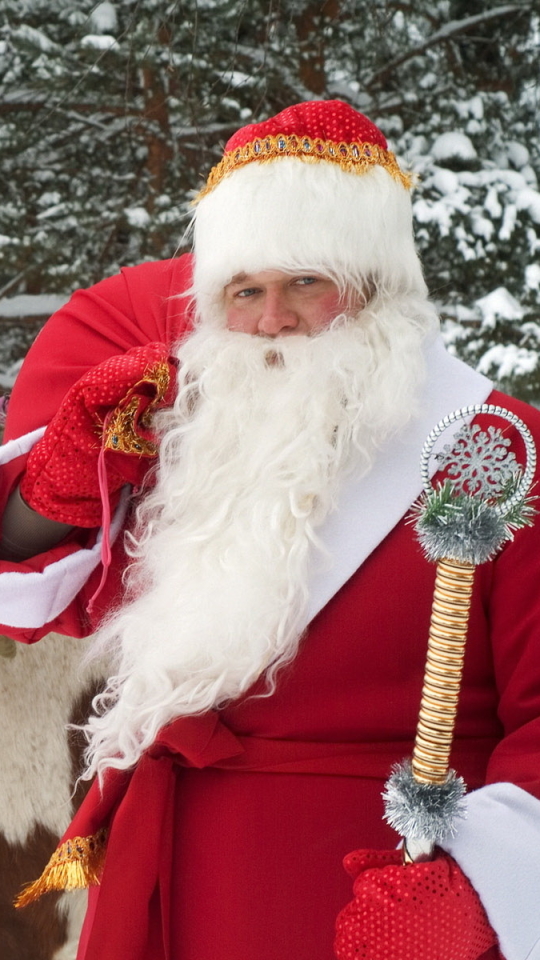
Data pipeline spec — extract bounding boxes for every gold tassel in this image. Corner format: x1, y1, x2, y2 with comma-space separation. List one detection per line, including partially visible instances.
14, 828, 108, 908
103, 360, 171, 456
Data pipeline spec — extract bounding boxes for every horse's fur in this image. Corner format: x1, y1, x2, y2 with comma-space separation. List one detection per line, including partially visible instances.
0, 632, 107, 960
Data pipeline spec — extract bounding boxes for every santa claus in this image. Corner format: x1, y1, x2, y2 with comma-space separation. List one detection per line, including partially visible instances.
0, 101, 539, 960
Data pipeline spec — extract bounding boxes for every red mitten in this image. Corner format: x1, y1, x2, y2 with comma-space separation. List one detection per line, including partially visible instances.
21, 343, 176, 527
334, 848, 498, 960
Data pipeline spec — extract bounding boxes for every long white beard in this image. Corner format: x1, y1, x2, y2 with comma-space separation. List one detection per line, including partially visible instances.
82, 298, 434, 780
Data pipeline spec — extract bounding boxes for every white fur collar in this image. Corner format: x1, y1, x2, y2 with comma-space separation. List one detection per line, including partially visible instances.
306, 335, 493, 624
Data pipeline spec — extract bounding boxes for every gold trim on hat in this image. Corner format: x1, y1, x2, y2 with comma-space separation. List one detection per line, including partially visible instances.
196, 132, 413, 201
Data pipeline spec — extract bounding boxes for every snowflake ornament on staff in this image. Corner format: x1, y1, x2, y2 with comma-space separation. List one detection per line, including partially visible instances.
383, 403, 537, 863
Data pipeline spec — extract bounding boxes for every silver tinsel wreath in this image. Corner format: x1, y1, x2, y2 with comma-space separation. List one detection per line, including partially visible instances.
411, 480, 535, 565
383, 760, 467, 843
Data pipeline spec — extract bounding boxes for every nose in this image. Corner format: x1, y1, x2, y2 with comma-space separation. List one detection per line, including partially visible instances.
257, 290, 299, 336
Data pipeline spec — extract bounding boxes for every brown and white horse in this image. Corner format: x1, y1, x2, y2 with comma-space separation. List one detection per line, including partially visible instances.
0, 632, 107, 960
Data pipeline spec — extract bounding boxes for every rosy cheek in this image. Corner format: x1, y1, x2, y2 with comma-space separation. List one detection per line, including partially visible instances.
225, 302, 239, 325
318, 293, 344, 325
226, 308, 255, 333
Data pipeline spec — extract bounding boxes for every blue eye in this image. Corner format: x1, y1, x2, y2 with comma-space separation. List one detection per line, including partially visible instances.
295, 277, 317, 286
236, 287, 259, 298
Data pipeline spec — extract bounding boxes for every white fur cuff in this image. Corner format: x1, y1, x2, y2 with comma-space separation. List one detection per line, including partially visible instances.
441, 782, 540, 960
0, 428, 128, 629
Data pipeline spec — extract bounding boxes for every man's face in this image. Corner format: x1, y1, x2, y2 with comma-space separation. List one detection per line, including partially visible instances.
224, 269, 353, 337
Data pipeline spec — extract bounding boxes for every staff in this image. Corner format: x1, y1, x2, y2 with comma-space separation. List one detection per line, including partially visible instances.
384, 403, 536, 861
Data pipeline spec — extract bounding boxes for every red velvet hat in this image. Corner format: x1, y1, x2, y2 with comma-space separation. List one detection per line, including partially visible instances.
192, 100, 424, 319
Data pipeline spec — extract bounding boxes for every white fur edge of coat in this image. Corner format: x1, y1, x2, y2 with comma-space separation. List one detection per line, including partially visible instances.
441, 783, 540, 960
0, 427, 128, 628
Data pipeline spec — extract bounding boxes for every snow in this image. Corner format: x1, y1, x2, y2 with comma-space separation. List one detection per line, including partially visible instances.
223, 71, 253, 88
0, 295, 68, 318
507, 141, 530, 169
432, 132, 477, 163
89, 2, 118, 34
13, 24, 57, 53
0, 360, 24, 391
124, 207, 151, 228
455, 226, 480, 261
413, 167, 471, 237
471, 213, 494, 241
37, 191, 62, 208
499, 204, 517, 241
411, 153, 540, 260
413, 180, 471, 238
419, 72, 437, 90
526, 226, 540, 256
431, 168, 459, 196
465, 119, 483, 136
475, 288, 524, 328
36, 203, 69, 220
525, 265, 540, 290
477, 344, 538, 380
484, 186, 502, 220
521, 165, 539, 188
454, 305, 479, 324
468, 96, 484, 121
516, 188, 540, 225
80, 35, 118, 51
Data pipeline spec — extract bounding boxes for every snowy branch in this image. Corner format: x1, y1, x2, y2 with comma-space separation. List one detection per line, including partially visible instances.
0, 100, 239, 142
365, 4, 531, 90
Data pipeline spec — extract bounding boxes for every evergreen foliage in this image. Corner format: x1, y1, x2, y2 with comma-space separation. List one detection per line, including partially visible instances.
0, 0, 538, 396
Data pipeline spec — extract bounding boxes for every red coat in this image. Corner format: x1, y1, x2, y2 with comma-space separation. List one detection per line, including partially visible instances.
2, 258, 539, 959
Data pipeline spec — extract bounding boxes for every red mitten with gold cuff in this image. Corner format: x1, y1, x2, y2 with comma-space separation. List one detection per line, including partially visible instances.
334, 848, 499, 960
20, 342, 176, 528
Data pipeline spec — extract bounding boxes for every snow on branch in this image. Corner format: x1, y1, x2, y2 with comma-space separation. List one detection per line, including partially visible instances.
366, 4, 530, 90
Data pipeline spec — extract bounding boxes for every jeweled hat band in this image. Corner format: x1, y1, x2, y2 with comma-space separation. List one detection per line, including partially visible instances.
197, 132, 412, 201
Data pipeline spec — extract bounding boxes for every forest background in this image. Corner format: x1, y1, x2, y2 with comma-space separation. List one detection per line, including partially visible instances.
0, 0, 539, 399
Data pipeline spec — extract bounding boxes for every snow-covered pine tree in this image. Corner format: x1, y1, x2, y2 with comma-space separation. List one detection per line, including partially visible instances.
0, 0, 538, 396
383, 1, 540, 400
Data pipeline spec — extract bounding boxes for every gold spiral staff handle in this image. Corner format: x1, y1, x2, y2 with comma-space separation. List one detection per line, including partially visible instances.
412, 558, 474, 785
383, 404, 537, 863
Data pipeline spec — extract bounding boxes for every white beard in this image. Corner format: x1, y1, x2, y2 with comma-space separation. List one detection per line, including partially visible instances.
82, 298, 433, 780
